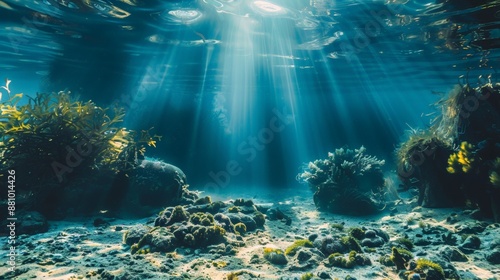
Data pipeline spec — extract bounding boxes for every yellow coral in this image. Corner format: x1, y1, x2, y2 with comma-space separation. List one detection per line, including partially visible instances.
447, 141, 474, 174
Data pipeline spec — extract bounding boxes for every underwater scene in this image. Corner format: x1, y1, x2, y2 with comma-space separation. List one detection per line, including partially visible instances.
0, 0, 500, 279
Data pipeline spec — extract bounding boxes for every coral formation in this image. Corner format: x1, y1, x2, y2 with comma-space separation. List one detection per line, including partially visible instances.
298, 146, 386, 215
446, 141, 475, 173
158, 206, 190, 227
397, 82, 500, 220
129, 198, 267, 254
327, 251, 371, 268
189, 212, 215, 226
348, 227, 365, 240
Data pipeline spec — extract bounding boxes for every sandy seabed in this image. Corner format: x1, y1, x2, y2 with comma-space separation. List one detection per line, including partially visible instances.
0, 187, 499, 280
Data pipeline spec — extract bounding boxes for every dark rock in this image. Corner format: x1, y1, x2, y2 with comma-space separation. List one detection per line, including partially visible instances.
233, 198, 254, 207
440, 246, 468, 262
265, 208, 291, 225
458, 271, 481, 280
128, 160, 186, 209
422, 225, 449, 235
150, 231, 176, 252
266, 208, 278, 220
173, 226, 189, 241
414, 238, 432, 246
456, 223, 487, 235
214, 213, 233, 232
193, 196, 211, 205
441, 232, 458, 245
226, 213, 257, 231
318, 271, 330, 279
313, 236, 344, 255
308, 233, 319, 242
93, 218, 109, 227
361, 236, 384, 248
374, 229, 390, 242
485, 250, 500, 264
407, 273, 421, 280
297, 249, 312, 262
123, 225, 151, 246
426, 269, 445, 280
15, 211, 49, 235
364, 229, 376, 238
438, 258, 460, 279
461, 235, 481, 250
264, 251, 287, 265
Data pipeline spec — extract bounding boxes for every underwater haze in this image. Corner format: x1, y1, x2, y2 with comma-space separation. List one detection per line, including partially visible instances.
0, 0, 499, 189
2, 1, 500, 280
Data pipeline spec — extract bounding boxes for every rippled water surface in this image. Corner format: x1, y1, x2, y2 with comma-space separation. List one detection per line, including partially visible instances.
1, 0, 499, 186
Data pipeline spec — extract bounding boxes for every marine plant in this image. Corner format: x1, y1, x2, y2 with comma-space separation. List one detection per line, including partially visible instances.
394, 237, 414, 251
298, 146, 386, 215
390, 247, 413, 270
226, 272, 239, 280
0, 91, 160, 187
212, 260, 227, 268
396, 130, 451, 181
490, 157, 500, 187
395, 128, 466, 207
253, 211, 266, 227
165, 206, 190, 226
328, 252, 353, 268
340, 236, 362, 253
446, 141, 475, 173
331, 223, 345, 231
284, 239, 314, 256
348, 227, 365, 240
233, 222, 246, 235
414, 258, 445, 280
300, 272, 314, 280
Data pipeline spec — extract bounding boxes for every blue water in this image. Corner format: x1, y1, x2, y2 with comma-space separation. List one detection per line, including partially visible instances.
0, 0, 499, 189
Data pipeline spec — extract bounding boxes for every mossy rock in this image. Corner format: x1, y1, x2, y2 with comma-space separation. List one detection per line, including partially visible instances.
263, 247, 287, 265
234, 223, 247, 235
328, 251, 370, 269
285, 239, 314, 256
190, 212, 215, 226
226, 213, 257, 231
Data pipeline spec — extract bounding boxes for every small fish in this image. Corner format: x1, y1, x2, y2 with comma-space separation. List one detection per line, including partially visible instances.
420, 112, 436, 117
99, 210, 108, 214
194, 31, 206, 43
